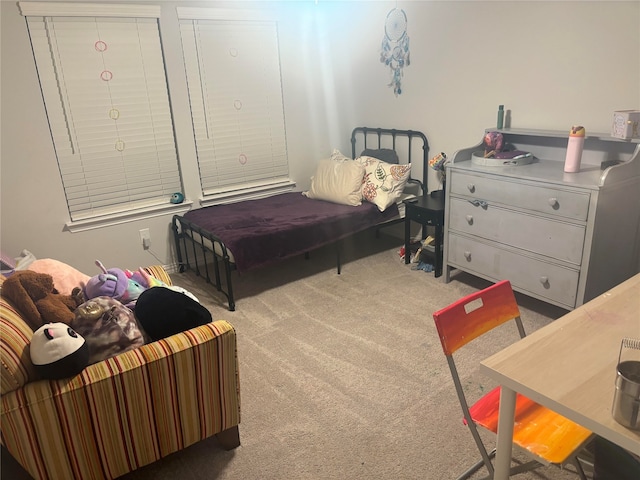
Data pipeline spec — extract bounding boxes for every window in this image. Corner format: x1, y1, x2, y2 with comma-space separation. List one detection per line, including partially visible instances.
178, 7, 292, 204
20, 2, 184, 231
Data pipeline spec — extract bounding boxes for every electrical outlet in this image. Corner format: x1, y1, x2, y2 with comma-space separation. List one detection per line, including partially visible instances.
139, 228, 151, 249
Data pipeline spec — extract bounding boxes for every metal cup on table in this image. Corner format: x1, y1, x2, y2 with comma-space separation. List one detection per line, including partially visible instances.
612, 338, 640, 430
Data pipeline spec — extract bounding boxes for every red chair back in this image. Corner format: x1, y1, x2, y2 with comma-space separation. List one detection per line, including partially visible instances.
433, 280, 521, 355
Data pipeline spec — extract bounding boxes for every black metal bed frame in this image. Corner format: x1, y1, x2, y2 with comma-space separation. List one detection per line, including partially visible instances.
351, 127, 429, 230
351, 126, 429, 194
172, 127, 429, 311
172, 214, 237, 309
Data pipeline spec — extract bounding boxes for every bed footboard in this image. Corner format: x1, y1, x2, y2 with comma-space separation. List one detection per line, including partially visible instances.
172, 215, 237, 311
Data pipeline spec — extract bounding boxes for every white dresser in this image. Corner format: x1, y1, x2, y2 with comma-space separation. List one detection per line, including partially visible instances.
443, 128, 640, 310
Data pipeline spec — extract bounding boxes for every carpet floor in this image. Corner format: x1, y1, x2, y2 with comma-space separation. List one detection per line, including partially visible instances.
2, 225, 589, 479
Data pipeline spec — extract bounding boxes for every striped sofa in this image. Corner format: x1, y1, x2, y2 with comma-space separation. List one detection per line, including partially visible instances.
1, 266, 241, 480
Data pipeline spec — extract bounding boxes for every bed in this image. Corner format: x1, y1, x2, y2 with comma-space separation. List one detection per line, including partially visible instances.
172, 127, 430, 310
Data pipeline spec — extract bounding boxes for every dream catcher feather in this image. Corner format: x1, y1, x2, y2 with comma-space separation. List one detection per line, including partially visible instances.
380, 8, 410, 96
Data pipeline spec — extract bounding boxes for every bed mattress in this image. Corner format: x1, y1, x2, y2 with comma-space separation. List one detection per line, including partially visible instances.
182, 192, 398, 273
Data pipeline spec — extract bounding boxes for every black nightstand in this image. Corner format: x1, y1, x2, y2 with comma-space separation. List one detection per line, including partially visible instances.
403, 193, 445, 277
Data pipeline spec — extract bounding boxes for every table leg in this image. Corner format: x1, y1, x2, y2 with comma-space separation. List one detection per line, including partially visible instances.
404, 214, 411, 265
494, 387, 517, 480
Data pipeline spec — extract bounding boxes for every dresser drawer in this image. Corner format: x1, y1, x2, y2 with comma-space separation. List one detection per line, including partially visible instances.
448, 198, 586, 265
450, 171, 590, 221
448, 233, 579, 308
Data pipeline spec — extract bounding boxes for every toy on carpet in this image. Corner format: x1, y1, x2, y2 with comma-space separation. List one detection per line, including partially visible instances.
83, 260, 146, 308
2, 270, 82, 330
71, 296, 148, 365
135, 286, 211, 341
411, 261, 434, 272
30, 322, 89, 379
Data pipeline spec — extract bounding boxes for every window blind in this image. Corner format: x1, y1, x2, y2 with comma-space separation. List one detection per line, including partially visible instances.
22, 4, 182, 223
179, 13, 290, 198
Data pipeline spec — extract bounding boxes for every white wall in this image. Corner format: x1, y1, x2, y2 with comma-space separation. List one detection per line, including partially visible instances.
1, 0, 639, 274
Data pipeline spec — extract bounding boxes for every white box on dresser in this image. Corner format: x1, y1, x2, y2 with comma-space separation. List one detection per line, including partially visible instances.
443, 128, 640, 310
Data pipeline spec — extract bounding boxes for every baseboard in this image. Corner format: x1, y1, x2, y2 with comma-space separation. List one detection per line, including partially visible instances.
163, 262, 180, 274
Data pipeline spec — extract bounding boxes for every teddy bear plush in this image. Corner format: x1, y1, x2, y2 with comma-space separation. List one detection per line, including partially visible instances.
2, 270, 81, 331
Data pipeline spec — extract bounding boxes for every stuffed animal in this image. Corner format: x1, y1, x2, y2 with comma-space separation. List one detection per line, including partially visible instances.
120, 277, 146, 309
71, 296, 148, 365
30, 322, 89, 379
125, 267, 165, 289
483, 131, 505, 158
165, 285, 199, 303
83, 260, 129, 301
125, 268, 198, 302
134, 286, 211, 341
83, 260, 146, 308
2, 270, 81, 331
28, 258, 91, 295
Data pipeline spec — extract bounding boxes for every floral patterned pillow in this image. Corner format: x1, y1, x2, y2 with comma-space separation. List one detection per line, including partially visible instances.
356, 156, 411, 212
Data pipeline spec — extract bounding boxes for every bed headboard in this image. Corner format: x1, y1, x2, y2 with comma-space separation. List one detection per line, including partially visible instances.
350, 127, 430, 195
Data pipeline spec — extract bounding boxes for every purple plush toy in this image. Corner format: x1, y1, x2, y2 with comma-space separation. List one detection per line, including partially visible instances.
83, 260, 146, 308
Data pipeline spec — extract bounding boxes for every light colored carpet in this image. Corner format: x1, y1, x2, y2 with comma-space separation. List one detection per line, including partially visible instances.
2, 225, 587, 479
122, 224, 583, 480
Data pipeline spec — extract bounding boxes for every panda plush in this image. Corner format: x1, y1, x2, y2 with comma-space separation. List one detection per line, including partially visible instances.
30, 323, 89, 379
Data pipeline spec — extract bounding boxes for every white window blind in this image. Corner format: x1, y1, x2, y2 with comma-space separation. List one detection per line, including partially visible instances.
178, 9, 290, 199
21, 3, 182, 224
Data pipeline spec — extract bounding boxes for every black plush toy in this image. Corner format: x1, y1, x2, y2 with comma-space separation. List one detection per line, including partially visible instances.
134, 286, 212, 341
30, 323, 89, 379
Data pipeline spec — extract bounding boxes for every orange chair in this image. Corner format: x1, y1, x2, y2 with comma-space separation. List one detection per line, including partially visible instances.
432, 280, 592, 479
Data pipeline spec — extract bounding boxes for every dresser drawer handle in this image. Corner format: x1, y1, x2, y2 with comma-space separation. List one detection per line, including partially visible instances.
466, 215, 473, 224
467, 183, 476, 193
539, 276, 549, 286
464, 251, 472, 261
548, 197, 559, 208
468, 199, 488, 208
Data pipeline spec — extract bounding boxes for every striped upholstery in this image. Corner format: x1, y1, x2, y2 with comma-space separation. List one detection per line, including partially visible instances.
1, 285, 38, 394
142, 265, 172, 285
1, 266, 241, 480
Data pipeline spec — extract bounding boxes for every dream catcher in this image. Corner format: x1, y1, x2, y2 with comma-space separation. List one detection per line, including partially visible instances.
380, 8, 410, 96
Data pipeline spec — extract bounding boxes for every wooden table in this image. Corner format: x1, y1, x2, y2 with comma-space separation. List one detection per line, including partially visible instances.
480, 273, 640, 479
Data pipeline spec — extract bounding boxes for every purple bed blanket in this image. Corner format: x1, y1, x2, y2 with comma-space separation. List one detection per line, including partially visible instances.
183, 192, 399, 273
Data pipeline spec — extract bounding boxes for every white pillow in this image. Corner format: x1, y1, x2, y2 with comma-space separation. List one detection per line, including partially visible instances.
330, 148, 351, 163
302, 152, 365, 206
356, 156, 412, 212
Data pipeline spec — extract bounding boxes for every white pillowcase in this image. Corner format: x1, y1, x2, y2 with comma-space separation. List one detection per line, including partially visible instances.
303, 150, 365, 206
356, 156, 412, 212
330, 148, 351, 163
